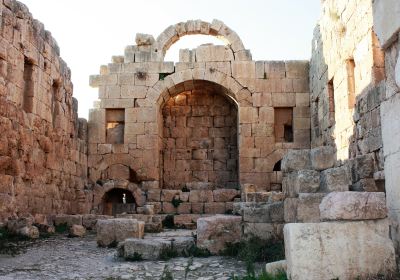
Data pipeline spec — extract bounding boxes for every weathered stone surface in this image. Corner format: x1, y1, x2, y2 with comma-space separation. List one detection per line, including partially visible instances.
281, 150, 311, 172
320, 166, 350, 192
243, 223, 283, 240
135, 33, 155, 46
243, 202, 284, 223
283, 170, 320, 198
119, 238, 170, 260
265, 260, 287, 275
54, 215, 83, 227
82, 214, 113, 230
284, 220, 396, 280
296, 193, 326, 223
310, 146, 335, 171
96, 218, 145, 247
19, 226, 40, 239
197, 215, 242, 254
372, 0, 400, 48
69, 225, 86, 237
320, 192, 387, 221
213, 189, 239, 202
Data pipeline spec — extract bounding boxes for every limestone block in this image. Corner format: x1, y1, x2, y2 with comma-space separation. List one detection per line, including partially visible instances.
243, 222, 283, 241
320, 166, 351, 192
372, 0, 400, 48
350, 154, 375, 181
82, 214, 112, 230
197, 215, 242, 254
109, 164, 130, 180
213, 189, 239, 202
265, 260, 287, 275
195, 45, 234, 62
284, 198, 298, 223
284, 220, 396, 280
281, 149, 311, 172
19, 226, 39, 239
189, 190, 213, 203
296, 193, 325, 223
204, 202, 225, 214
161, 190, 181, 202
396, 52, 400, 88
285, 61, 309, 79
243, 202, 284, 223
69, 225, 86, 237
136, 204, 155, 215
272, 93, 296, 107
265, 61, 286, 79
310, 146, 335, 171
135, 33, 155, 46
54, 214, 82, 227
119, 238, 170, 260
231, 61, 255, 79
282, 170, 320, 198
96, 218, 145, 247
381, 93, 400, 158
320, 191, 387, 221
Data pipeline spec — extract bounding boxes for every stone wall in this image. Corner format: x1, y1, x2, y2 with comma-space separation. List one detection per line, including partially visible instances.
88, 20, 311, 211
373, 0, 400, 250
309, 0, 385, 191
0, 0, 89, 220
162, 88, 238, 190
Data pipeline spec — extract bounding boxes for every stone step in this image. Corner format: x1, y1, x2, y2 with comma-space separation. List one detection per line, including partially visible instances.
118, 230, 195, 260
244, 191, 285, 203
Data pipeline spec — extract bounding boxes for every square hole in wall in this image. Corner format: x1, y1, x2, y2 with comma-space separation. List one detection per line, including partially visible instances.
274, 107, 293, 143
106, 109, 125, 144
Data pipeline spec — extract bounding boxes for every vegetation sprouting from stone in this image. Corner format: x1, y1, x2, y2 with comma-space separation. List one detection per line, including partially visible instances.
221, 237, 285, 274
160, 265, 174, 280
231, 269, 287, 280
125, 252, 143, 262
159, 244, 179, 260
55, 223, 68, 233
183, 244, 211, 258
171, 197, 183, 208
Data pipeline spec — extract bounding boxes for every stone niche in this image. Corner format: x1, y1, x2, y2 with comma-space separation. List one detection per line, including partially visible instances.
161, 80, 238, 190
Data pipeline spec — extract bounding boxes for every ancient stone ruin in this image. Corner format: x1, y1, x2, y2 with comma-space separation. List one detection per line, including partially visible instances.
1, 0, 400, 279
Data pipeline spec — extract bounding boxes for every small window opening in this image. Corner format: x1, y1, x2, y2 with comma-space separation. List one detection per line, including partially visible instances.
106, 109, 125, 144
328, 78, 335, 121
274, 107, 293, 143
346, 59, 356, 109
51, 82, 60, 127
23, 57, 34, 113
273, 160, 281, 171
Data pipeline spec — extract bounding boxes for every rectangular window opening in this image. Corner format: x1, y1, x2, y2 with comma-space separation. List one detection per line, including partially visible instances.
274, 107, 293, 143
23, 57, 34, 113
328, 78, 335, 121
51, 82, 60, 127
106, 109, 125, 144
346, 59, 356, 109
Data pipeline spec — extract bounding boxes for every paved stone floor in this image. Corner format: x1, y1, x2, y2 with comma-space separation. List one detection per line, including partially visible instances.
0, 234, 259, 280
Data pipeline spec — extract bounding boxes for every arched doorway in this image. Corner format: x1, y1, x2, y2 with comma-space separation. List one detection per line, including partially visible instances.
161, 80, 239, 190
101, 188, 136, 216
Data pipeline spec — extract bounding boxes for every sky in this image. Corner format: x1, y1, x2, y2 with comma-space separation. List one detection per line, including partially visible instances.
19, 0, 321, 119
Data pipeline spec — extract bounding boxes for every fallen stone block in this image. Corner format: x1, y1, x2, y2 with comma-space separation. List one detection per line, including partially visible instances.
243, 202, 284, 223
265, 260, 287, 275
54, 214, 82, 227
281, 149, 311, 172
213, 189, 239, 202
118, 235, 195, 260
282, 170, 319, 198
18, 225, 39, 239
243, 222, 283, 241
69, 225, 86, 237
310, 146, 335, 171
284, 220, 396, 280
320, 191, 387, 221
96, 218, 145, 247
197, 215, 242, 254
82, 214, 112, 230
320, 166, 350, 192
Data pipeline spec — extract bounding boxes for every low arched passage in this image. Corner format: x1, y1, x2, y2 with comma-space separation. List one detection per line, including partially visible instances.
101, 188, 135, 216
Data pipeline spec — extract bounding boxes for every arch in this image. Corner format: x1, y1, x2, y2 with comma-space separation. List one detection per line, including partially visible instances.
101, 188, 135, 216
93, 180, 145, 211
150, 68, 251, 107
155, 19, 247, 58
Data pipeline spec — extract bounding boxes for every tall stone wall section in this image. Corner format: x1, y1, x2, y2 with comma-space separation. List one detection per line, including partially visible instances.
88, 19, 311, 213
0, 0, 89, 221
373, 0, 400, 250
309, 0, 385, 192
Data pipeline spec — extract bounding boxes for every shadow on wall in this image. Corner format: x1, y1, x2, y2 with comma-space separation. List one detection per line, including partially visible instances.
310, 19, 386, 193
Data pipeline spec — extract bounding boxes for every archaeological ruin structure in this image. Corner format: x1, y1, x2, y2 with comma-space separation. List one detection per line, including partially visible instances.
1, 0, 400, 279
